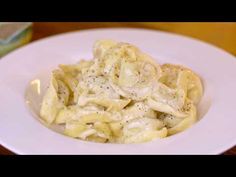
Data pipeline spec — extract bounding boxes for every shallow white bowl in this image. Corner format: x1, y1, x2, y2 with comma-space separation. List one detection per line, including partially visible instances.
0, 28, 236, 154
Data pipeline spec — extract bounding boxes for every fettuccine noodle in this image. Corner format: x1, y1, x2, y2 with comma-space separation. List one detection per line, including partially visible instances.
40, 40, 203, 143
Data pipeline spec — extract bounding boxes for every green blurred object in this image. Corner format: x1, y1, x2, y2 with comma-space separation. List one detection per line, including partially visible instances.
0, 22, 33, 58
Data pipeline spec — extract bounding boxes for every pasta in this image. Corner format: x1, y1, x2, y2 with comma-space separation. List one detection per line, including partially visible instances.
39, 40, 203, 143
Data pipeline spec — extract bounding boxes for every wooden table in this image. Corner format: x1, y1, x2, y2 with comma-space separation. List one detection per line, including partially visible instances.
1, 22, 236, 155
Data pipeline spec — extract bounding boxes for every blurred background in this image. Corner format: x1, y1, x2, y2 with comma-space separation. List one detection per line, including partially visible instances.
0, 22, 236, 155
32, 22, 236, 55
1, 22, 236, 57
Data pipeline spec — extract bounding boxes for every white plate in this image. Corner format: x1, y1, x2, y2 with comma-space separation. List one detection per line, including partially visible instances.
0, 28, 236, 155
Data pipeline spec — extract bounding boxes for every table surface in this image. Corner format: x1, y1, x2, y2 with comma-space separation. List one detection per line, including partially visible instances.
0, 22, 236, 155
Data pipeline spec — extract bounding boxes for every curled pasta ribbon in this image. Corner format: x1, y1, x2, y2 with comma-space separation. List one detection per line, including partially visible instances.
167, 99, 197, 135
95, 42, 162, 101
160, 64, 203, 105
55, 104, 103, 124
64, 113, 114, 141
59, 60, 93, 77
122, 128, 168, 144
77, 93, 131, 111
121, 102, 157, 122
147, 83, 187, 117
40, 73, 69, 124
